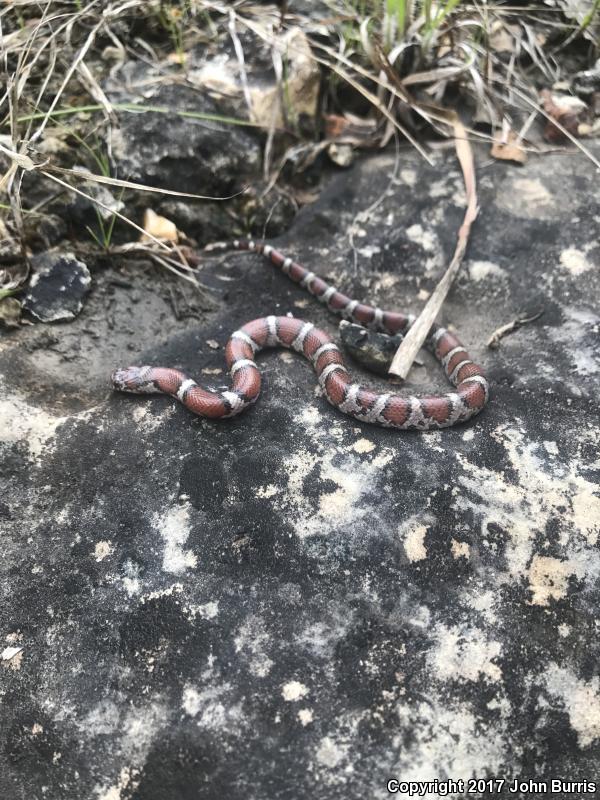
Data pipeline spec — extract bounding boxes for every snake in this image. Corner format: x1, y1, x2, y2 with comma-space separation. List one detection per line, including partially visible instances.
111, 240, 489, 430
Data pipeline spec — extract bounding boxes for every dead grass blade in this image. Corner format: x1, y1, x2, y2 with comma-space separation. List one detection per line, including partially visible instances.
15, 102, 273, 130
311, 52, 434, 164
313, 37, 498, 147
76, 61, 116, 123
44, 165, 246, 201
228, 9, 253, 118
388, 117, 478, 379
29, 15, 103, 144
237, 11, 435, 163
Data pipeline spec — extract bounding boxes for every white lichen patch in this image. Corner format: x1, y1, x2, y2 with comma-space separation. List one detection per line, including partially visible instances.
93, 540, 113, 562
451, 539, 470, 559
131, 404, 173, 432
352, 438, 376, 454
315, 735, 347, 768
428, 178, 453, 198
81, 700, 120, 737
527, 555, 578, 606
429, 624, 503, 683
181, 681, 241, 730
356, 244, 381, 259
455, 424, 600, 590
151, 503, 197, 574
559, 247, 593, 276
0, 387, 67, 458
468, 261, 506, 282
543, 665, 600, 748
97, 766, 140, 800
318, 482, 356, 519
398, 168, 417, 186
296, 404, 321, 428
180, 659, 245, 732
256, 484, 278, 498
405, 223, 437, 252
543, 440, 559, 455
402, 522, 428, 562
393, 696, 509, 787
184, 600, 219, 620
294, 611, 355, 661
298, 708, 314, 726
467, 589, 497, 625
548, 306, 600, 378
282, 680, 309, 702
284, 404, 404, 538
372, 448, 395, 468
234, 615, 274, 678
121, 561, 141, 597
372, 273, 400, 293
93, 701, 166, 798
282, 447, 361, 538
140, 583, 183, 604
498, 177, 556, 220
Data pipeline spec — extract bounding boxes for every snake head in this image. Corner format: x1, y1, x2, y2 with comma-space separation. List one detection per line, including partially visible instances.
338, 321, 404, 376
111, 366, 157, 394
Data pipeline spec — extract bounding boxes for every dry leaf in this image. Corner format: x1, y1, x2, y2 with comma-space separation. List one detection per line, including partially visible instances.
491, 130, 527, 164
141, 209, 178, 243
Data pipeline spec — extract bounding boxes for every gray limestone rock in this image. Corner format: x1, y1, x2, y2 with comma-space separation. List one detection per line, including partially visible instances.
22, 251, 91, 322
106, 62, 262, 196
1, 145, 599, 799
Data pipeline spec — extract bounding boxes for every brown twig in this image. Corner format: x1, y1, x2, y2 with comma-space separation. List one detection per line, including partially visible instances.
487, 310, 544, 349
388, 117, 479, 379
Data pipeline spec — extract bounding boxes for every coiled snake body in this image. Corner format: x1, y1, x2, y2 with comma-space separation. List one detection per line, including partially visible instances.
112, 241, 489, 430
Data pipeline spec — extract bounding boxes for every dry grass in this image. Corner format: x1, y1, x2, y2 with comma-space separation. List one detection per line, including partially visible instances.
0, 0, 597, 295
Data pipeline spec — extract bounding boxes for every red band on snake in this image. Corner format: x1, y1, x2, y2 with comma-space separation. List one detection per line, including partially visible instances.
112, 240, 489, 430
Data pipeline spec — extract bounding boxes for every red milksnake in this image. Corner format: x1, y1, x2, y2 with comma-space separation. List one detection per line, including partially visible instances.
111, 240, 489, 429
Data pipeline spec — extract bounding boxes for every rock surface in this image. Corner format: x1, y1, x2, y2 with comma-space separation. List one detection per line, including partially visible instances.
107, 62, 262, 196
23, 252, 91, 322
1, 145, 599, 799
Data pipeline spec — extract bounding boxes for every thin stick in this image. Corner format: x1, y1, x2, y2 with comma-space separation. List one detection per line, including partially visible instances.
388, 118, 478, 379
486, 310, 543, 349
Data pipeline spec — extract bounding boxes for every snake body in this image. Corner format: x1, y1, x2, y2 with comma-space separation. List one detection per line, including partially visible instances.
111, 240, 489, 430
